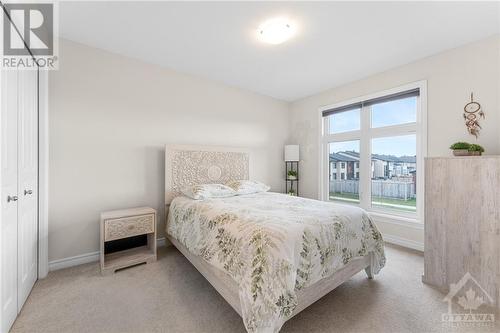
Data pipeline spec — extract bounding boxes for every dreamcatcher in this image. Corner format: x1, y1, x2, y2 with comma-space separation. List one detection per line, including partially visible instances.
463, 93, 484, 138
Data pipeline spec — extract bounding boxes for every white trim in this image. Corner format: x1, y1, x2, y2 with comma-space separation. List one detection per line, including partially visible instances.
38, 69, 49, 278
49, 238, 168, 271
416, 82, 427, 225
318, 80, 428, 223
48, 251, 100, 271
369, 211, 424, 230
317, 107, 326, 200
360, 98, 370, 208
383, 234, 424, 252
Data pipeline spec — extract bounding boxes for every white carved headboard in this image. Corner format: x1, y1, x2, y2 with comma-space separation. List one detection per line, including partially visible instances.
165, 144, 250, 205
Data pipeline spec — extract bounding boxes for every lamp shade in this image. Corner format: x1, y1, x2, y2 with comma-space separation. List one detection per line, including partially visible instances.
284, 145, 300, 161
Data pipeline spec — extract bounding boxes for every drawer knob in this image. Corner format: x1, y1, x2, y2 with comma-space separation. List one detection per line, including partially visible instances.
128, 225, 135, 230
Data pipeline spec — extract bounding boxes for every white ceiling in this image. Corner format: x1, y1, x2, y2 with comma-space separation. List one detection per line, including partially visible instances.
59, 1, 499, 101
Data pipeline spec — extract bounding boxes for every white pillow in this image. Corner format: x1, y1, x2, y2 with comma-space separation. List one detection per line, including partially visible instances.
180, 184, 236, 200
226, 180, 270, 195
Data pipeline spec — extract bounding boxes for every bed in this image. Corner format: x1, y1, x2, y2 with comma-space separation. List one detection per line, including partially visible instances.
165, 144, 385, 333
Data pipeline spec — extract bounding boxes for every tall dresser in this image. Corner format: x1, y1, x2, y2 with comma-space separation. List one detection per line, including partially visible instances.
423, 156, 500, 308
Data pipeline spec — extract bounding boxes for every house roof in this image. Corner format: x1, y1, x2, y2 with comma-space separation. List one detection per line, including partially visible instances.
331, 151, 416, 163
338, 151, 360, 160
372, 154, 399, 162
372, 154, 416, 163
397, 155, 417, 163
329, 153, 358, 162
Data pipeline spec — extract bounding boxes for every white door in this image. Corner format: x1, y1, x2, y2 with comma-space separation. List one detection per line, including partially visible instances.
16, 69, 38, 309
1, 70, 19, 333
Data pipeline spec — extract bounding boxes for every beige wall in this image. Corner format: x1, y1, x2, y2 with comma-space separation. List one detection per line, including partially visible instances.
49, 36, 500, 261
289, 35, 500, 246
289, 35, 500, 200
49, 39, 289, 261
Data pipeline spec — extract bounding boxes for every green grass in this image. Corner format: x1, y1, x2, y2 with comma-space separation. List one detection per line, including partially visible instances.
373, 197, 416, 207
329, 192, 359, 202
330, 192, 416, 212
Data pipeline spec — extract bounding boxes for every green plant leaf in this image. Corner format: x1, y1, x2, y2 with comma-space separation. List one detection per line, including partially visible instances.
450, 142, 470, 150
468, 144, 484, 152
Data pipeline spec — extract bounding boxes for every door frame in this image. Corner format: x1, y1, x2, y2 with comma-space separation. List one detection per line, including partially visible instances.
38, 69, 49, 278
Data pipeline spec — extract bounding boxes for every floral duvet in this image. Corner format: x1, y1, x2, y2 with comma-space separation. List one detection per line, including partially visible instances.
167, 192, 385, 333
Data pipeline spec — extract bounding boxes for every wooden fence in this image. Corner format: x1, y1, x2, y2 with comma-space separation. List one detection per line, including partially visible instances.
330, 180, 416, 200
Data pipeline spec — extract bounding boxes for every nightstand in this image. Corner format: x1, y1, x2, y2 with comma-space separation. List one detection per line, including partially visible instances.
100, 207, 157, 275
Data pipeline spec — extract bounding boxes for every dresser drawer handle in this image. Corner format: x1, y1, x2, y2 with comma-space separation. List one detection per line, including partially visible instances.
127, 225, 135, 230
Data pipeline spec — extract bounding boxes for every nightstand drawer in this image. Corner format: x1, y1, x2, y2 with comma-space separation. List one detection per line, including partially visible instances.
104, 214, 155, 241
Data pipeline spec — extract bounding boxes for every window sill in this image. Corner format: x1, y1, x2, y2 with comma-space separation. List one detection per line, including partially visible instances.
367, 210, 423, 230
327, 199, 422, 229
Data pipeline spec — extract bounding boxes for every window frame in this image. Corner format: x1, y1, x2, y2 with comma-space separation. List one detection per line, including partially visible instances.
318, 81, 427, 223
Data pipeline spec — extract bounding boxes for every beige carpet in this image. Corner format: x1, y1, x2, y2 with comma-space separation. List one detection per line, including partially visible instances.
10, 244, 498, 333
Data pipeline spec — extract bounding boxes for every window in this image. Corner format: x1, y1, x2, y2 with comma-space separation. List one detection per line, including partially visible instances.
328, 108, 360, 134
329, 141, 360, 203
371, 97, 416, 128
371, 135, 416, 212
320, 83, 425, 219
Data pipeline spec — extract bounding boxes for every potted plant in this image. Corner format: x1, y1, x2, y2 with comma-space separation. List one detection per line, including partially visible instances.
450, 142, 471, 156
449, 142, 485, 156
287, 170, 298, 180
468, 144, 484, 156
288, 189, 296, 196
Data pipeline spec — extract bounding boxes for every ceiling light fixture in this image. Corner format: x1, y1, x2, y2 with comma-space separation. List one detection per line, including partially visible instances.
257, 17, 296, 45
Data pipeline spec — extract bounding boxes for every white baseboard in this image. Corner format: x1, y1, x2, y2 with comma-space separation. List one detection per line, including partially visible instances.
48, 251, 100, 271
48, 237, 168, 272
48, 235, 422, 272
383, 234, 424, 252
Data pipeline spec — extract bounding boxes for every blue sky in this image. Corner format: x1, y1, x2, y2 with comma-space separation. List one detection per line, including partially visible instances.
329, 109, 360, 133
329, 97, 416, 156
371, 97, 416, 128
372, 135, 416, 156
329, 141, 359, 154
329, 97, 416, 133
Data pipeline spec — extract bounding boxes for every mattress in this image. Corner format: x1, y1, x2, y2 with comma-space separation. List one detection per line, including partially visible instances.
167, 192, 385, 333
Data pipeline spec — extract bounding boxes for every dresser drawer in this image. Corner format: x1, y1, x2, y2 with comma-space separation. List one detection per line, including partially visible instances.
104, 214, 155, 241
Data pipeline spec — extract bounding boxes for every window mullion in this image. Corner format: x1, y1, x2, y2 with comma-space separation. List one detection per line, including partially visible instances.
369, 123, 417, 138
322, 131, 362, 143
359, 105, 371, 210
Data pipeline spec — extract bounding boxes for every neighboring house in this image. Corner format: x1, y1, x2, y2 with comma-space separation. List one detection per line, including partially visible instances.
372, 159, 386, 179
373, 154, 416, 178
397, 155, 417, 175
339, 151, 386, 179
330, 151, 416, 180
329, 153, 359, 180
